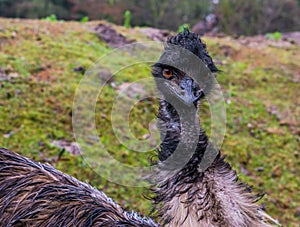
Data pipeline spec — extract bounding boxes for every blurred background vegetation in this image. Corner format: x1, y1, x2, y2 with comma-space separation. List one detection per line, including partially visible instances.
0, 0, 299, 35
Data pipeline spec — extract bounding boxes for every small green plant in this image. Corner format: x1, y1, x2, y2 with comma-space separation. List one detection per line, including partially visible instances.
178, 23, 190, 33
43, 14, 58, 22
80, 16, 89, 22
124, 10, 131, 28
42, 14, 63, 22
266, 31, 282, 41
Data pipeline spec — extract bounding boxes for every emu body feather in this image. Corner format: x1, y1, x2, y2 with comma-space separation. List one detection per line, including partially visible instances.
0, 147, 159, 227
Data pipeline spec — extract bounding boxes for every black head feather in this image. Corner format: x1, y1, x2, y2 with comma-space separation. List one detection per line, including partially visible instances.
166, 29, 219, 73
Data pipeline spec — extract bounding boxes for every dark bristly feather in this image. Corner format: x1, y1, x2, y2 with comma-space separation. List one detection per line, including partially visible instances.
151, 29, 280, 226
167, 29, 219, 73
0, 147, 159, 227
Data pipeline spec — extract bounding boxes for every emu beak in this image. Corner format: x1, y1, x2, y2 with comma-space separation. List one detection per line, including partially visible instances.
163, 76, 203, 106
179, 76, 203, 104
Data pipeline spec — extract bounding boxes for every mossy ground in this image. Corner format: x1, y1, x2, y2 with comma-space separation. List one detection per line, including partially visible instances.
0, 18, 299, 226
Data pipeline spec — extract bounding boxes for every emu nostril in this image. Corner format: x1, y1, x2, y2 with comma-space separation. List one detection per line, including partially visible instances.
180, 83, 185, 90
180, 77, 193, 90
185, 77, 193, 87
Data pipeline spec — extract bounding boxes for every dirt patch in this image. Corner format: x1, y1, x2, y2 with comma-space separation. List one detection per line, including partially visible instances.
118, 82, 146, 99
32, 67, 61, 82
94, 23, 134, 48
0, 68, 19, 81
265, 103, 300, 135
230, 46, 277, 68
236, 32, 300, 48
139, 27, 171, 42
51, 140, 81, 155
282, 32, 300, 45
0, 68, 9, 81
219, 44, 237, 57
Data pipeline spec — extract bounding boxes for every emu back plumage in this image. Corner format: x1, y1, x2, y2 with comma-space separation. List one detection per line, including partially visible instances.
0, 147, 159, 227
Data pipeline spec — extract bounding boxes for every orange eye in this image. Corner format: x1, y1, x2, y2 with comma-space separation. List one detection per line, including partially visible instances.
163, 68, 173, 78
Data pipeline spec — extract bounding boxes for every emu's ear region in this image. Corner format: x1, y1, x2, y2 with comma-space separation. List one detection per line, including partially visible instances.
151, 63, 162, 79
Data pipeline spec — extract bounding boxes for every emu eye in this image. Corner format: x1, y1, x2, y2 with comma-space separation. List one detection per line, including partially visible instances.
162, 68, 173, 79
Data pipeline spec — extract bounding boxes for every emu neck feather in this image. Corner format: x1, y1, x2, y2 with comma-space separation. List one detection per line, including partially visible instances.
153, 100, 278, 226
160, 157, 277, 227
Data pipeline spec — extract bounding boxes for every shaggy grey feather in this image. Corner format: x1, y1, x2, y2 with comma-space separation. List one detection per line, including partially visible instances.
0, 147, 159, 227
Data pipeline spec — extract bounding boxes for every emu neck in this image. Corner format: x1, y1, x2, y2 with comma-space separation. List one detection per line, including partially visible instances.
154, 100, 277, 227
157, 99, 208, 164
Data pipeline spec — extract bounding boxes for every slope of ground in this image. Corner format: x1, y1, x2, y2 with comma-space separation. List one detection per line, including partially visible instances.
0, 18, 299, 226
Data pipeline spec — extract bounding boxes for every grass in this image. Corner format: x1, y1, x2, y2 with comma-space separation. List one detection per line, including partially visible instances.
0, 18, 299, 226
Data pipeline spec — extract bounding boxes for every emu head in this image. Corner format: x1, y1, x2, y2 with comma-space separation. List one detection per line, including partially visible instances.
152, 30, 219, 168
152, 29, 218, 106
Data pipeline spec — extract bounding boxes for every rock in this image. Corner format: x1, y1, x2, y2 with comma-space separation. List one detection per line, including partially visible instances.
51, 140, 81, 155
94, 24, 134, 48
140, 27, 170, 42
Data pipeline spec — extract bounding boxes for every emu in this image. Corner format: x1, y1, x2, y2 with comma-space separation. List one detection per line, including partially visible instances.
0, 30, 280, 227
0, 147, 159, 226
151, 30, 279, 226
